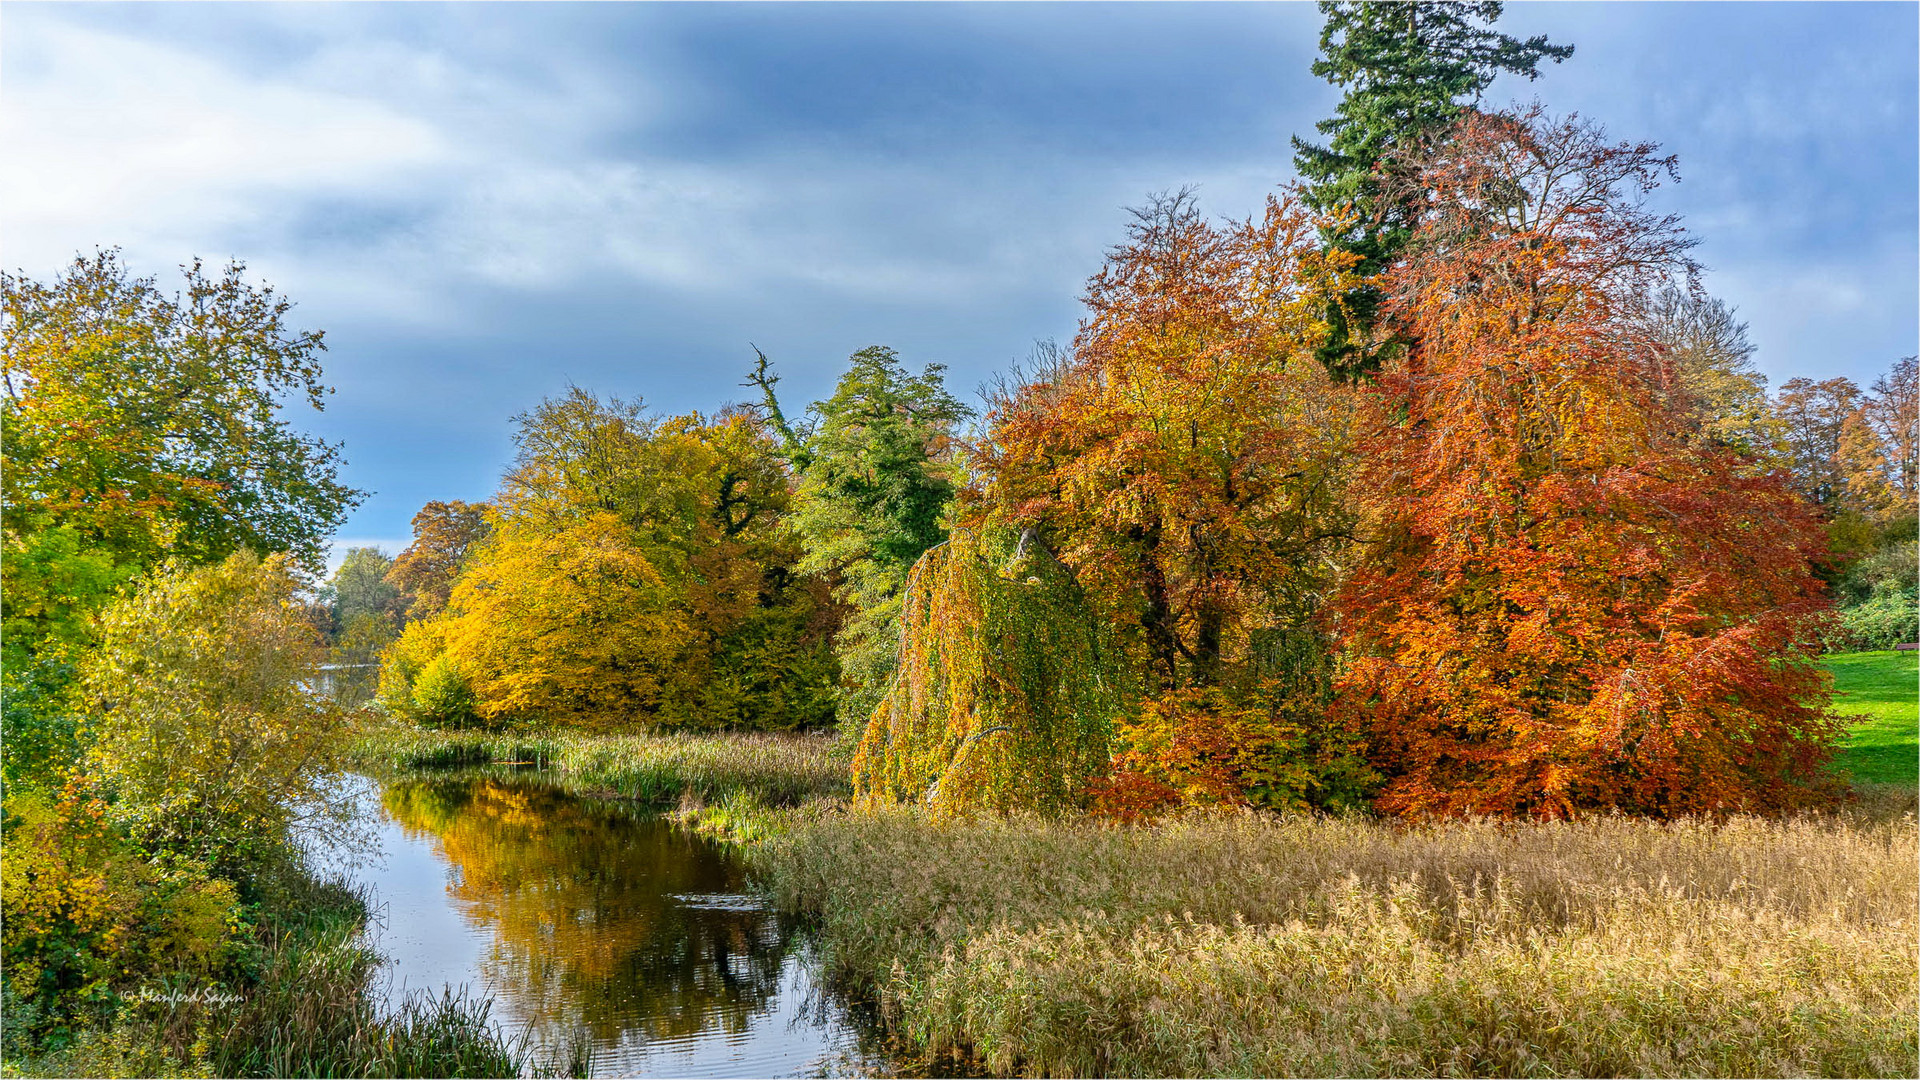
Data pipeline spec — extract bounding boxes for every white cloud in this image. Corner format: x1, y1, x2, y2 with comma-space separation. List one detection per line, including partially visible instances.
1, 8, 1089, 328
0, 14, 453, 273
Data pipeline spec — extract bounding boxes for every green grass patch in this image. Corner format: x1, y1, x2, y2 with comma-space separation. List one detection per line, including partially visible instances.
1826, 650, 1919, 785
347, 724, 852, 810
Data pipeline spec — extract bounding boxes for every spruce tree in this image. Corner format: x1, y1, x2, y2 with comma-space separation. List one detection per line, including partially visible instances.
1293, 1, 1571, 380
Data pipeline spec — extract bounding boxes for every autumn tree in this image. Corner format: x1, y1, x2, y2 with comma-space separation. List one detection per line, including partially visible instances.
1774, 376, 1865, 510
850, 526, 1120, 814
1, 251, 360, 573
749, 346, 971, 725
386, 500, 491, 621
2, 251, 358, 801
80, 551, 354, 875
986, 191, 1357, 692
1817, 357, 1919, 647
1295, 1, 1572, 378
1828, 356, 1920, 530
1865, 356, 1918, 511
1333, 109, 1839, 818
1634, 286, 1778, 456
382, 390, 836, 731
859, 191, 1374, 815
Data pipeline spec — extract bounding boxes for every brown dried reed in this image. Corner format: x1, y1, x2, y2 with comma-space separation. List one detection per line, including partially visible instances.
761, 802, 1919, 1077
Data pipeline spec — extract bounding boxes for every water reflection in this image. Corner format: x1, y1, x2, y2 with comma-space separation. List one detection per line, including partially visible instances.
361, 775, 882, 1077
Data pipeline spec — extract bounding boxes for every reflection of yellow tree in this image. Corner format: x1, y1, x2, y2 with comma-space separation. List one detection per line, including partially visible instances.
381, 779, 788, 1046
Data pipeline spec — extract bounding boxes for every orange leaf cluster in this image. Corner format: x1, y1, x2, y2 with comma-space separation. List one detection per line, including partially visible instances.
1332, 111, 1841, 817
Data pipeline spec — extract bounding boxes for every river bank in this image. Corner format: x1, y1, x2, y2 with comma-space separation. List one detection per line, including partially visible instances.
2, 850, 535, 1080
350, 710, 1919, 1080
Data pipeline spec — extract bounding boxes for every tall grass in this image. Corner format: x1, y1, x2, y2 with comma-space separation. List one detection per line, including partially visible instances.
349, 725, 850, 808
760, 805, 1919, 1078
14, 865, 540, 1079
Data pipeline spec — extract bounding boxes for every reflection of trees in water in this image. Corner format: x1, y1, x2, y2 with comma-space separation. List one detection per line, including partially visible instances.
381, 779, 790, 1047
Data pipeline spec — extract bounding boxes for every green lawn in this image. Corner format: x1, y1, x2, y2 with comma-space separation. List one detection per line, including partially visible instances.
1826, 650, 1919, 785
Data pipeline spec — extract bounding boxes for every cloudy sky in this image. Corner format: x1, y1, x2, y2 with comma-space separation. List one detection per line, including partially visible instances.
4, 2, 1915, 564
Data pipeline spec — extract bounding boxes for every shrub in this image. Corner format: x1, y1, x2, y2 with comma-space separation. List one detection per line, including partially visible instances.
79, 551, 353, 878
1094, 685, 1376, 820
1835, 585, 1919, 651
0, 790, 239, 1052
376, 619, 444, 720
412, 653, 478, 729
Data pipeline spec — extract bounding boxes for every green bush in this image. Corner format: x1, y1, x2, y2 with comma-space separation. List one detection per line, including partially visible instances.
1836, 586, 1919, 651
412, 654, 478, 728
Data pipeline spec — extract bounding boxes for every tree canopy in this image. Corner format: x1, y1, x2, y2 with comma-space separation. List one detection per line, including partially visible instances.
380, 389, 838, 732
1332, 109, 1838, 817
1, 251, 361, 573
751, 345, 972, 726
1294, 1, 1572, 379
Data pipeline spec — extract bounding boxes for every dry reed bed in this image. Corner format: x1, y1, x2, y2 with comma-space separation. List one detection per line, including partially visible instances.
760, 805, 1919, 1078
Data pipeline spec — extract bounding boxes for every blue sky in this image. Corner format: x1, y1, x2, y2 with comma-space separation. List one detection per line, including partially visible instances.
3, 2, 1915, 565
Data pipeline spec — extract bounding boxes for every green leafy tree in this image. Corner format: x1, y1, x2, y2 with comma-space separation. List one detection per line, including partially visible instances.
315, 548, 402, 707
1, 250, 362, 572
749, 346, 973, 726
0, 527, 134, 671
0, 527, 138, 794
78, 551, 353, 878
327, 547, 401, 631
1293, 1, 1572, 379
410, 653, 478, 727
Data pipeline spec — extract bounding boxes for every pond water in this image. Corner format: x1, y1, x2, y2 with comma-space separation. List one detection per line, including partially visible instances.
340, 774, 892, 1078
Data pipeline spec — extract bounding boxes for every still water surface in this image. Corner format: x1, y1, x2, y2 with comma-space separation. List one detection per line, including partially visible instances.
344, 774, 889, 1077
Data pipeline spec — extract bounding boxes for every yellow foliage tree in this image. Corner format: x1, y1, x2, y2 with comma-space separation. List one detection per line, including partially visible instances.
78, 550, 352, 874
382, 390, 838, 731
440, 512, 685, 730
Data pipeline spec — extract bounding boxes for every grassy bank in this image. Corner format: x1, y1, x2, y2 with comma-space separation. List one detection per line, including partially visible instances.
347, 724, 851, 811
1828, 649, 1919, 785
4, 859, 535, 1079
353, 694, 1919, 1078
757, 806, 1918, 1078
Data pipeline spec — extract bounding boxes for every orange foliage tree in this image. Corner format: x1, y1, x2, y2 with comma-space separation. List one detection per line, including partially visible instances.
1332, 109, 1840, 818
959, 192, 1375, 813
984, 191, 1356, 693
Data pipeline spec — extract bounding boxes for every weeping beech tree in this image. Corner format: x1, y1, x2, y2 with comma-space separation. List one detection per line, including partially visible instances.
857, 192, 1377, 816
850, 526, 1122, 814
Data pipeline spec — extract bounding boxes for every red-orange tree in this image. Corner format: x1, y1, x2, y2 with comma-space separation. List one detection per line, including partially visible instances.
983, 192, 1356, 693
1333, 109, 1840, 818
969, 192, 1373, 813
